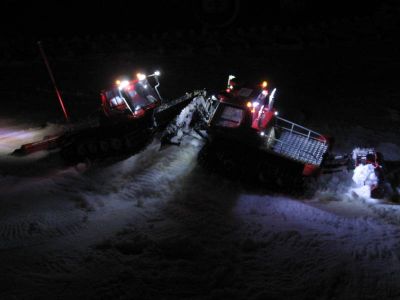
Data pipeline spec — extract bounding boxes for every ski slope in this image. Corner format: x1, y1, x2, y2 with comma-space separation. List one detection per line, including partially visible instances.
1, 119, 400, 299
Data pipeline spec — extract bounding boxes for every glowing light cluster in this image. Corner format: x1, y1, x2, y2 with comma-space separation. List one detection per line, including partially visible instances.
137, 73, 146, 81
116, 80, 130, 90
247, 101, 259, 109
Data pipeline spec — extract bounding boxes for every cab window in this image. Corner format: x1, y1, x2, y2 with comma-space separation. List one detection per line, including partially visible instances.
215, 105, 244, 128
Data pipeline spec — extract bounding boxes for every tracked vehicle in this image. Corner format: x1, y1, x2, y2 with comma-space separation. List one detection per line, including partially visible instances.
13, 68, 387, 198
13, 71, 204, 163
196, 78, 330, 190
164, 76, 386, 197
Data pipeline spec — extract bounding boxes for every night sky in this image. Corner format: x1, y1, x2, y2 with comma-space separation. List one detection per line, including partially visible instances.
1, 0, 384, 38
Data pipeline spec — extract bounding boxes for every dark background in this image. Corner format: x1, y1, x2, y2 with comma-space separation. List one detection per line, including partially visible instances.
0, 0, 386, 38
0, 0, 398, 125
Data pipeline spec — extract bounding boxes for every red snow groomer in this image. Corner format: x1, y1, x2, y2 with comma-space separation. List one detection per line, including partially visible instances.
198, 76, 332, 192
13, 71, 202, 162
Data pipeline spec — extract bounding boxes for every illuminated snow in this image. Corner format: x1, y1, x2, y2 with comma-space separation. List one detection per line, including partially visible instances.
352, 164, 378, 187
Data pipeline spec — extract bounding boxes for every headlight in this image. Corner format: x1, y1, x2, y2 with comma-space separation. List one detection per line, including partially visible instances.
137, 73, 146, 81
118, 80, 129, 90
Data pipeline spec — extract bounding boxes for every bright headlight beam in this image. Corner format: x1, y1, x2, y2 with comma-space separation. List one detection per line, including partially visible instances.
118, 80, 129, 90
137, 73, 146, 81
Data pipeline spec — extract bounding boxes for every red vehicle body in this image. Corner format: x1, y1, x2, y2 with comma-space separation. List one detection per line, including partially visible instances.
197, 78, 332, 192
100, 78, 160, 121
13, 72, 200, 162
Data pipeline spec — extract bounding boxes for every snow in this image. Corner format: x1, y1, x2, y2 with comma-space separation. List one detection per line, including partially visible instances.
162, 96, 209, 145
1, 116, 400, 299
352, 164, 378, 187
0, 120, 61, 156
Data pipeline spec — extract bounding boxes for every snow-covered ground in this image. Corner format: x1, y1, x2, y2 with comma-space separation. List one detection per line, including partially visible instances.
1, 115, 400, 299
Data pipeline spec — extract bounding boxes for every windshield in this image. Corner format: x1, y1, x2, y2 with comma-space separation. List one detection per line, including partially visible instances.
121, 80, 159, 110
215, 105, 244, 128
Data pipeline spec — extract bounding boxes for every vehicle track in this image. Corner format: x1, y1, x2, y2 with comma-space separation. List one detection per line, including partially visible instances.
0, 212, 86, 250
0, 138, 202, 252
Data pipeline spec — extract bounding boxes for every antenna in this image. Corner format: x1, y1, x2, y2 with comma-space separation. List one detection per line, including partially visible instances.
38, 41, 70, 122
227, 75, 235, 89
268, 88, 277, 109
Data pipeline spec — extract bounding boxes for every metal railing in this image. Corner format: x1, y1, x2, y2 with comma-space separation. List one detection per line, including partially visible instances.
274, 116, 327, 143
268, 135, 322, 164
265, 117, 328, 165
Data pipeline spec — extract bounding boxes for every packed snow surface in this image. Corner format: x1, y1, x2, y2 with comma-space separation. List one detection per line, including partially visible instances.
1, 119, 400, 299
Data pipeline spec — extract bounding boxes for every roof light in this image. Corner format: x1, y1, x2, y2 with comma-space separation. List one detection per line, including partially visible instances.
115, 80, 121, 85
118, 80, 130, 90
246, 101, 252, 108
154, 70, 160, 76
262, 81, 268, 88
274, 111, 279, 116
260, 131, 265, 136
137, 73, 146, 81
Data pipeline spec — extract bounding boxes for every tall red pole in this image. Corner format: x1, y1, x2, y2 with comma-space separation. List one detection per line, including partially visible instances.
37, 41, 70, 122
